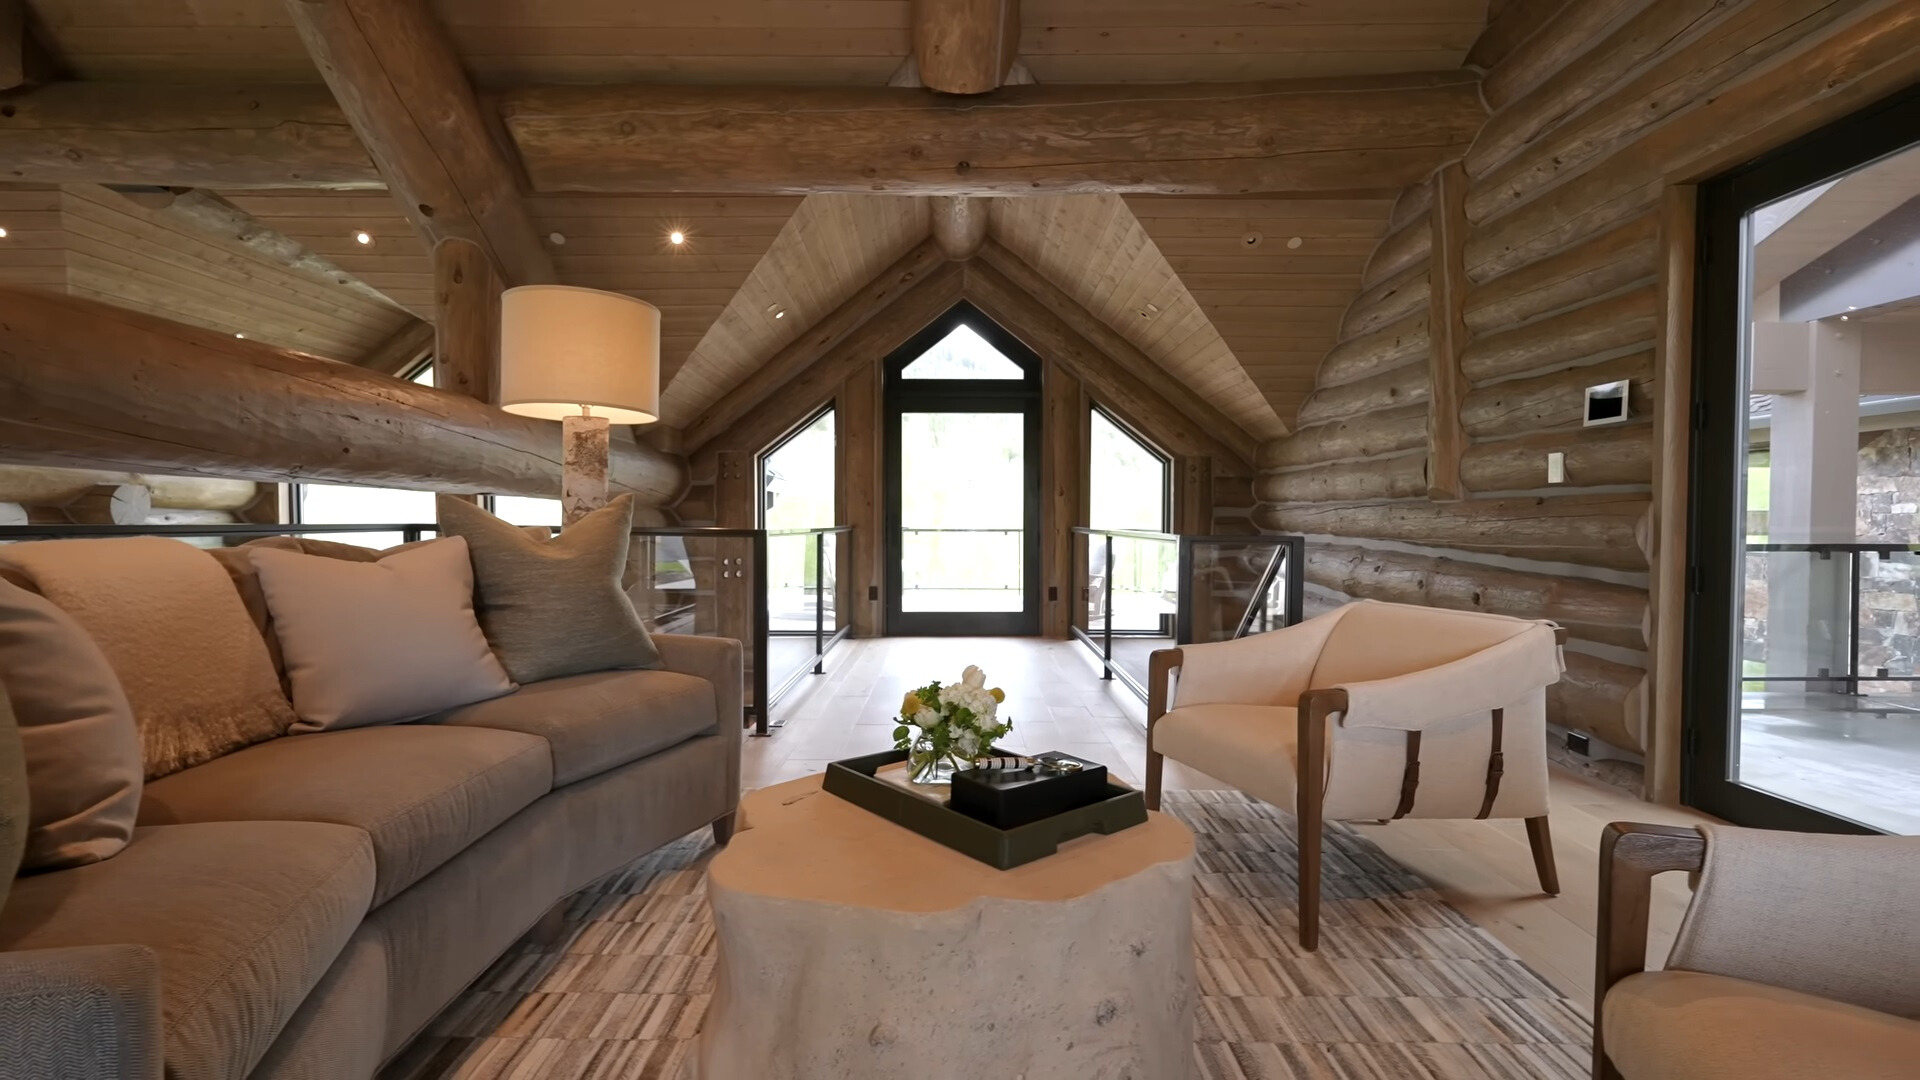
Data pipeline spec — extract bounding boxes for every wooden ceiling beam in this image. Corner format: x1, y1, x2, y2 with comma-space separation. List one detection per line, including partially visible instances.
913, 0, 1019, 95
283, 0, 556, 285
0, 287, 684, 504
681, 238, 949, 452
500, 73, 1487, 195
0, 73, 1484, 196
972, 237, 1260, 463
931, 196, 990, 259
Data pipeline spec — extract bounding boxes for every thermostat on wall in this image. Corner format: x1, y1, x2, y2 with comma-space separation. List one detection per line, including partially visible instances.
1584, 380, 1630, 427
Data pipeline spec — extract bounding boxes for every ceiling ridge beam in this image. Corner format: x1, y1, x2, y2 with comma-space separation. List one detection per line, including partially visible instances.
681, 237, 948, 452
284, 0, 555, 285
913, 0, 1020, 95
972, 237, 1260, 464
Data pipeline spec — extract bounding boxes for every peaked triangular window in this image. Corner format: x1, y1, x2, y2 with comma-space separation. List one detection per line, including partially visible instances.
899, 324, 1026, 379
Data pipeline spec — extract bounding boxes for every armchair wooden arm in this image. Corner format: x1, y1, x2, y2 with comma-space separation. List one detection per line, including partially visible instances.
1144, 647, 1182, 811
1593, 822, 1707, 1080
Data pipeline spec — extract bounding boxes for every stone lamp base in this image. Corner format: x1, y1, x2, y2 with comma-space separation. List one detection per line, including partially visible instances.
561, 413, 611, 526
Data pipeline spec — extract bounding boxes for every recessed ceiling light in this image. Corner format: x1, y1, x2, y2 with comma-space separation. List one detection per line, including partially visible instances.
669, 230, 686, 246
234, 332, 246, 339
353, 231, 373, 245
774, 309, 786, 319
1841, 315, 1851, 321
548, 231, 567, 245
767, 302, 786, 320
0, 227, 9, 238
1287, 236, 1304, 249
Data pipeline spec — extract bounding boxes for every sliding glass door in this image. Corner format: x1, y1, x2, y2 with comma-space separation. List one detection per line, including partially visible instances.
1690, 87, 1920, 833
884, 303, 1042, 635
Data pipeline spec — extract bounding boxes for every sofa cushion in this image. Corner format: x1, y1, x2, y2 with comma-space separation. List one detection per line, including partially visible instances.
1151, 704, 1300, 813
1604, 970, 1920, 1080
0, 820, 375, 1080
0, 578, 142, 870
425, 667, 717, 786
436, 493, 661, 683
0, 538, 293, 779
251, 538, 515, 732
138, 725, 552, 905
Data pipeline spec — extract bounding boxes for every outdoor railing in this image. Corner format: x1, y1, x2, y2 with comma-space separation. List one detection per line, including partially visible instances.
1070, 528, 1306, 700
0, 520, 854, 735
1743, 542, 1920, 696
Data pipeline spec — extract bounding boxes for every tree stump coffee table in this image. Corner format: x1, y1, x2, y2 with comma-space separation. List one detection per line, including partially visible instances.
693, 773, 1196, 1080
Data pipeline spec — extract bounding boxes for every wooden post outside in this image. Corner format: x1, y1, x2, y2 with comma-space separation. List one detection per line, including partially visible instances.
1427, 160, 1470, 502
1648, 184, 1698, 805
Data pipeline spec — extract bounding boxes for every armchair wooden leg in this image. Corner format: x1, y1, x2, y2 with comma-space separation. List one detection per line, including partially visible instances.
1298, 805, 1322, 951
712, 811, 738, 847
1526, 815, 1560, 896
1296, 689, 1338, 952
1144, 747, 1164, 811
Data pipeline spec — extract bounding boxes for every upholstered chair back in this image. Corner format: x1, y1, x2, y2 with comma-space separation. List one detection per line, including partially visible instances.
1307, 601, 1536, 687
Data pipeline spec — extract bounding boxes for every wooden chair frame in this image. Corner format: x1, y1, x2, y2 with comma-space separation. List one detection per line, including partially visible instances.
1591, 822, 1707, 1080
1145, 635, 1564, 951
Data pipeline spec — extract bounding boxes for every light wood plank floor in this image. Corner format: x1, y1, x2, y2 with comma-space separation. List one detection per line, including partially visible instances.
744, 636, 1716, 1015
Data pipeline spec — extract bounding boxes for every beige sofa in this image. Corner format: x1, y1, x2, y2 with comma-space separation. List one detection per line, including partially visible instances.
0, 554, 743, 1080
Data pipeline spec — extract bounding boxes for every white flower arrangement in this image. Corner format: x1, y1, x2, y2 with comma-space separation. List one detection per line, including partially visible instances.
894, 664, 1013, 768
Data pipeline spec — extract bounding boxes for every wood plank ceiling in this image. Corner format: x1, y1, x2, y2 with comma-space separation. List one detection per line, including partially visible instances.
8, 0, 1494, 433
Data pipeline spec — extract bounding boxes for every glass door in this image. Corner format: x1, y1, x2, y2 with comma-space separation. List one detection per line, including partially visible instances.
884, 303, 1042, 635
1690, 86, 1920, 833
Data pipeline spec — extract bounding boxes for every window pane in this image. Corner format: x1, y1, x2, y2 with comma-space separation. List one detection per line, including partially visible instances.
763, 410, 835, 530
410, 364, 434, 386
492, 495, 561, 528
1733, 137, 1920, 834
900, 324, 1025, 379
900, 411, 1023, 611
1089, 410, 1169, 531
296, 483, 433, 548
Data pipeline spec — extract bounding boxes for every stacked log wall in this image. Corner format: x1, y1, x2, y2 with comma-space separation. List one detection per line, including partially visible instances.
1253, 0, 1920, 773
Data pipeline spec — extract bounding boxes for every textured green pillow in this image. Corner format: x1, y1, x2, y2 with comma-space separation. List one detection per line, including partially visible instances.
1, 686, 27, 910
436, 493, 661, 684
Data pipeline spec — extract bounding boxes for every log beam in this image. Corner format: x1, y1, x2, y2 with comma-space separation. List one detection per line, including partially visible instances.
1252, 494, 1653, 571
931, 196, 991, 259
974, 238, 1258, 463
0, 287, 686, 504
0, 82, 379, 189
913, 0, 1019, 95
0, 0, 25, 92
1255, 453, 1427, 504
1306, 542, 1649, 650
1257, 406, 1428, 471
499, 74, 1487, 196
684, 239, 949, 454
284, 0, 556, 285
0, 466, 258, 510
1427, 161, 1470, 501
432, 237, 500, 404
1461, 424, 1651, 491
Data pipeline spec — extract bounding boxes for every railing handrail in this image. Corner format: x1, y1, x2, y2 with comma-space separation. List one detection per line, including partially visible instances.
766, 525, 854, 537
1748, 542, 1920, 553
1071, 525, 1180, 543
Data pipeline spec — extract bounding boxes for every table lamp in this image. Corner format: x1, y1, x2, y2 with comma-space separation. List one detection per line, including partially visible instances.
498, 285, 660, 526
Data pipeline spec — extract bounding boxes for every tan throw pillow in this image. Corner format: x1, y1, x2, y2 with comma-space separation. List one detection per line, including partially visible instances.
0, 578, 142, 869
250, 537, 516, 731
208, 536, 434, 686
0, 538, 293, 780
436, 493, 661, 683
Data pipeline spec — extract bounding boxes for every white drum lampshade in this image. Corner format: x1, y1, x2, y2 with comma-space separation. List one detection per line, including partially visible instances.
499, 285, 660, 425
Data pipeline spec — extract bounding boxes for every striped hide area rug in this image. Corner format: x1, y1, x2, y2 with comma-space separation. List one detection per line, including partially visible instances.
381, 789, 1590, 1080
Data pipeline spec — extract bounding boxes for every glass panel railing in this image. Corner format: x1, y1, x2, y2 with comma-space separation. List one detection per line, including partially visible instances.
766, 526, 851, 711
1072, 528, 1306, 701
900, 527, 1023, 612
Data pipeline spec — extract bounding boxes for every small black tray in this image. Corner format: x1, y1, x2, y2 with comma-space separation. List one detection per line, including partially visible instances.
949, 751, 1111, 829
822, 749, 1147, 870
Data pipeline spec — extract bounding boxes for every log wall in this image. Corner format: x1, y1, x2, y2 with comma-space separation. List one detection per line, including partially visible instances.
1252, 1, 1920, 784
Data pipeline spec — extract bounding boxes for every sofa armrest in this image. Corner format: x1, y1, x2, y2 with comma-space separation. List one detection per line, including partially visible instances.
652, 634, 744, 804
1594, 823, 1706, 1080
0, 944, 164, 1080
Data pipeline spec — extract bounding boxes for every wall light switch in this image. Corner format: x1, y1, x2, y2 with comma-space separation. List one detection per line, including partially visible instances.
1546, 451, 1567, 485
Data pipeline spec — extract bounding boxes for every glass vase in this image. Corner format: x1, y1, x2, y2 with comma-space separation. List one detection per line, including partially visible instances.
908, 737, 964, 785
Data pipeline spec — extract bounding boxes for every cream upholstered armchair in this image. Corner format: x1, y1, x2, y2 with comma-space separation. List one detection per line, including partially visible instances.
1596, 823, 1920, 1080
1145, 599, 1567, 949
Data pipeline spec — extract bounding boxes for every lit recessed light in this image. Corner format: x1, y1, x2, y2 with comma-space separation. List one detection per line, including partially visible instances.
1287, 236, 1304, 249
548, 231, 567, 245
234, 332, 246, 339
669, 230, 686, 246
1840, 315, 1851, 321
774, 309, 786, 319
353, 231, 373, 245
767, 302, 785, 320
0, 226, 9, 238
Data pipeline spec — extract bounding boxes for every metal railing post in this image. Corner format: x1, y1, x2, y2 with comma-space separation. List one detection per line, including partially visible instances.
813, 530, 826, 675
1102, 533, 1115, 680
753, 528, 771, 737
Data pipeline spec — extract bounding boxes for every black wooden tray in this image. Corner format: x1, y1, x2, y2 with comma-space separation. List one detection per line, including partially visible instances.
822, 748, 1147, 870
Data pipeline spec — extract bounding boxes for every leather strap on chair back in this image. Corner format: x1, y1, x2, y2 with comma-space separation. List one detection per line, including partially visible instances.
1390, 731, 1421, 819
1475, 708, 1506, 820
